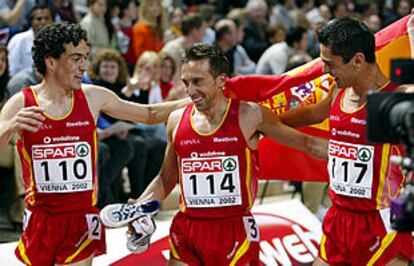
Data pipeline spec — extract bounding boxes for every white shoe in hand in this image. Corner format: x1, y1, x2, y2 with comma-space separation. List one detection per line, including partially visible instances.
126, 215, 156, 253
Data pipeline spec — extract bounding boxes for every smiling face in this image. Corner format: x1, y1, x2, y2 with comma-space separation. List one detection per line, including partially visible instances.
49, 40, 89, 89
320, 44, 356, 89
99, 60, 119, 84
181, 59, 225, 111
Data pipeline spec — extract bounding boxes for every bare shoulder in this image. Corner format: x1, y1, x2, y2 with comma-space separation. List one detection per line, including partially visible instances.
167, 107, 186, 130
81, 83, 116, 111
239, 101, 263, 121
0, 92, 25, 120
81, 83, 108, 97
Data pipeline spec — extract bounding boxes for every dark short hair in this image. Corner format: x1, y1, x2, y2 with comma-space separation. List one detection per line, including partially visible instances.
215, 24, 231, 41
317, 17, 375, 63
32, 23, 89, 76
183, 43, 229, 77
182, 13, 203, 36
286, 27, 306, 47
28, 4, 54, 24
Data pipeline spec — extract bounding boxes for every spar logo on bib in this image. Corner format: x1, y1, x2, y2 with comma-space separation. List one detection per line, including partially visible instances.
182, 158, 222, 173
329, 141, 372, 162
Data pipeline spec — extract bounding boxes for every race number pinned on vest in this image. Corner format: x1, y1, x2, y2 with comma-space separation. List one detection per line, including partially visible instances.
243, 216, 260, 241
181, 156, 242, 208
32, 142, 93, 193
86, 214, 102, 240
328, 140, 374, 199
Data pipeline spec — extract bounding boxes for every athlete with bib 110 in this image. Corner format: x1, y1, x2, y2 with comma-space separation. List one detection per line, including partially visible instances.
129, 43, 327, 266
0, 23, 189, 266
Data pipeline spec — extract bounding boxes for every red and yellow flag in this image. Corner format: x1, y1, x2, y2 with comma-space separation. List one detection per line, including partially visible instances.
224, 15, 412, 182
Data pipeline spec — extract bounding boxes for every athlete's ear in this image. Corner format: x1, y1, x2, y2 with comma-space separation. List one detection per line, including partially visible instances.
216, 73, 227, 89
44, 56, 55, 71
352, 52, 365, 71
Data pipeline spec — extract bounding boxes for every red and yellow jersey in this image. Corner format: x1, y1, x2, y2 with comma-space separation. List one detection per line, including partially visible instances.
17, 87, 98, 213
327, 82, 407, 211
174, 99, 259, 218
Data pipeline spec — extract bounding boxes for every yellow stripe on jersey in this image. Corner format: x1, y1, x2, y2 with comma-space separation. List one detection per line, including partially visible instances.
92, 130, 98, 206
18, 239, 32, 265
376, 144, 390, 209
190, 99, 232, 136
169, 236, 181, 260
64, 238, 92, 263
21, 143, 36, 205
178, 155, 186, 213
230, 238, 250, 266
245, 148, 252, 208
319, 233, 327, 261
367, 232, 397, 266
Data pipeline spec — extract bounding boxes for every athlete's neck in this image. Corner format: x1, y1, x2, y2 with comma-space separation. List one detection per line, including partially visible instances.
38, 79, 73, 101
351, 64, 388, 99
198, 95, 229, 124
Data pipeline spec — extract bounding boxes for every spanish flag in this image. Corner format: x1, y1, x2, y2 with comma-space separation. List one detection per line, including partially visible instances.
224, 15, 412, 182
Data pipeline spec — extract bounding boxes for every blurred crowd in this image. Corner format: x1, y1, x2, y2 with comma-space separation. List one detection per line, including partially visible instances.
0, 0, 412, 229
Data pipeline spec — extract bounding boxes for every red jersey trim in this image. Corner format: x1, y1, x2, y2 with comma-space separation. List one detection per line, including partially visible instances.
190, 99, 232, 136
30, 87, 75, 121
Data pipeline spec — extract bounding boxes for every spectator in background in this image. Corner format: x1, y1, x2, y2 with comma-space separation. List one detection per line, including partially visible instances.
266, 24, 286, 45
215, 18, 238, 76
199, 4, 216, 44
0, 45, 9, 106
80, 0, 117, 59
256, 26, 308, 75
7, 4, 53, 76
131, 0, 167, 64
319, 3, 332, 22
159, 52, 176, 100
0, 44, 25, 231
270, 0, 297, 33
87, 48, 135, 207
232, 18, 256, 75
364, 13, 382, 33
118, 0, 138, 73
162, 12, 206, 81
333, 1, 350, 20
54, 0, 79, 22
121, 51, 167, 198
0, 0, 35, 41
0, 0, 26, 30
164, 7, 184, 42
383, 0, 411, 26
242, 0, 269, 62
